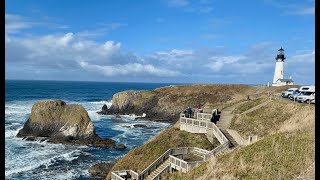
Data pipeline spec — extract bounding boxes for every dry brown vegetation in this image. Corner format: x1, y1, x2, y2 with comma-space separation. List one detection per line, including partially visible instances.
168, 97, 314, 179
232, 97, 269, 114
106, 127, 220, 179
199, 131, 314, 180
230, 99, 314, 137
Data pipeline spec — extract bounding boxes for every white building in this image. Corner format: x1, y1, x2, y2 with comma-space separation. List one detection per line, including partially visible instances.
272, 47, 294, 86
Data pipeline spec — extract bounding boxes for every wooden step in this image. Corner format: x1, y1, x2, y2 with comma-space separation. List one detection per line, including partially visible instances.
145, 159, 170, 180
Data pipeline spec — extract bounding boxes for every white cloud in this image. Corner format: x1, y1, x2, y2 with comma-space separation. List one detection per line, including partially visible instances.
6, 32, 124, 64
59, 33, 74, 46
5, 13, 68, 34
280, 4, 315, 15
288, 50, 315, 63
75, 23, 127, 38
205, 55, 246, 72
5, 14, 35, 33
293, 7, 314, 15
6, 32, 182, 79
152, 49, 194, 62
79, 61, 180, 77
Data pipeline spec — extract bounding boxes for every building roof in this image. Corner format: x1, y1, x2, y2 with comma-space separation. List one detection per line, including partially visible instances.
277, 78, 294, 82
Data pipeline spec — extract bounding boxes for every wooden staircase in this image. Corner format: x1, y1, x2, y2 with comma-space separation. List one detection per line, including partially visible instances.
216, 103, 243, 148
220, 129, 238, 147
145, 159, 170, 180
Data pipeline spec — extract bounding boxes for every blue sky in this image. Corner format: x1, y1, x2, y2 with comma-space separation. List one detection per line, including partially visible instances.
5, 0, 315, 84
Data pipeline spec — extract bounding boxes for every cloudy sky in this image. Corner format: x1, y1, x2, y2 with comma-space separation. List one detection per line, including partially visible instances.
5, 0, 314, 85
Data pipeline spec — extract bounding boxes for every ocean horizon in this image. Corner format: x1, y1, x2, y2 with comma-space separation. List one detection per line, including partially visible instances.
5, 79, 265, 86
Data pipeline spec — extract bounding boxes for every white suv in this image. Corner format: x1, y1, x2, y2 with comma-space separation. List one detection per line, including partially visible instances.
296, 92, 315, 103
282, 88, 299, 98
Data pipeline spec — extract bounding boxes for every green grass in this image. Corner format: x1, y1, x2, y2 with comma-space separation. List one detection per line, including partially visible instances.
230, 100, 300, 137
232, 98, 269, 114
169, 131, 314, 180
106, 127, 219, 179
164, 161, 209, 180
209, 131, 314, 179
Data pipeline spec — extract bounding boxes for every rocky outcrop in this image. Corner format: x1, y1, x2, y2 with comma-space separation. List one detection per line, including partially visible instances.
99, 90, 158, 115
17, 100, 125, 148
98, 84, 252, 121
89, 161, 117, 178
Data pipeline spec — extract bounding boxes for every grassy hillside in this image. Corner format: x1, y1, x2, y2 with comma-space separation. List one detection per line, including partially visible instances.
167, 99, 315, 179
106, 127, 220, 179
167, 131, 314, 180
230, 99, 313, 137
232, 97, 269, 114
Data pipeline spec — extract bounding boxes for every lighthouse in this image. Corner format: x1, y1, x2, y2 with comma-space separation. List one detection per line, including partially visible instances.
271, 47, 294, 86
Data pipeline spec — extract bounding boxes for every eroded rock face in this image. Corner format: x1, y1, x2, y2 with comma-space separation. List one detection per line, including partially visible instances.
102, 90, 158, 115
89, 162, 116, 178
98, 84, 251, 121
17, 100, 123, 148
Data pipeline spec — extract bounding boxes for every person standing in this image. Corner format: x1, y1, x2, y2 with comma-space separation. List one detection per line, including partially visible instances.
187, 107, 192, 118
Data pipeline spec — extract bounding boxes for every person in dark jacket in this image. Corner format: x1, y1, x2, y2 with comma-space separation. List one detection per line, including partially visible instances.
187, 107, 192, 118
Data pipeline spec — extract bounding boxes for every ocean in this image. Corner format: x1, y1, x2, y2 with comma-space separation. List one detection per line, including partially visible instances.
5, 80, 177, 179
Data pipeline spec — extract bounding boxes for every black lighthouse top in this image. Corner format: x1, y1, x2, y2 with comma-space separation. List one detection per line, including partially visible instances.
276, 47, 285, 61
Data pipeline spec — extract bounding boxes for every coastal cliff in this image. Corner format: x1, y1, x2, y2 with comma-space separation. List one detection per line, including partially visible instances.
104, 87, 313, 179
98, 84, 256, 121
17, 100, 124, 148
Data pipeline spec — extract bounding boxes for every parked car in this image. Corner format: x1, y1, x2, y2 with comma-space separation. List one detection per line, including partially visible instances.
310, 99, 315, 104
288, 90, 300, 100
297, 92, 315, 103
281, 88, 299, 98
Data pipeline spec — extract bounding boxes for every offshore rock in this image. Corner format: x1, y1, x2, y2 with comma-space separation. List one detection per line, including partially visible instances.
17, 100, 119, 148
97, 104, 109, 114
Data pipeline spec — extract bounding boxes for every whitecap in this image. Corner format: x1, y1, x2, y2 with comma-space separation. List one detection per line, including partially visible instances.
5, 148, 83, 177
88, 100, 112, 107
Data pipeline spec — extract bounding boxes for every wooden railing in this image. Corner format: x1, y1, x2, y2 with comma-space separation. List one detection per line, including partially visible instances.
169, 155, 206, 173
169, 155, 188, 173
111, 172, 123, 180
151, 164, 170, 180
204, 141, 230, 160
111, 170, 139, 180
139, 147, 202, 179
207, 121, 229, 144
139, 148, 172, 179
196, 112, 213, 121
180, 115, 229, 144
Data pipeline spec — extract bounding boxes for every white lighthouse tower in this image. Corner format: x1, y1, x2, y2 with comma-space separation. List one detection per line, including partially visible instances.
271, 47, 294, 86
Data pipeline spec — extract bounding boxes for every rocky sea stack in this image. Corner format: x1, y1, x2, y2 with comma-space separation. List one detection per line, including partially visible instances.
17, 100, 125, 149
